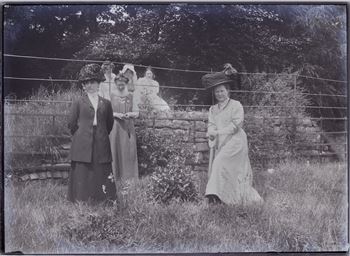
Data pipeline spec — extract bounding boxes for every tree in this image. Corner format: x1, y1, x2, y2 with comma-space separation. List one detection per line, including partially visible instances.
4, 3, 347, 128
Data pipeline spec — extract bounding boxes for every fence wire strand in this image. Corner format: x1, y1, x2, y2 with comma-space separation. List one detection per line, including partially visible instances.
4, 53, 348, 83
4, 52, 347, 167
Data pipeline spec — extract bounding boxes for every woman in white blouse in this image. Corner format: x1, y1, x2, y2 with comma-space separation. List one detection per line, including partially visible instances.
203, 67, 263, 206
99, 60, 117, 101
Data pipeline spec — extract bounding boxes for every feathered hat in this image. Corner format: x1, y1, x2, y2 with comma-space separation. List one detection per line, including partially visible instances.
201, 63, 238, 89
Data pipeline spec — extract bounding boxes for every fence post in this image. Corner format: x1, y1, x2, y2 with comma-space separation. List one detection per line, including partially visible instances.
319, 91, 323, 163
292, 74, 297, 158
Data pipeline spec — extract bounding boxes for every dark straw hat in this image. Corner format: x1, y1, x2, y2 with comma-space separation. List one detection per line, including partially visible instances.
78, 64, 105, 83
201, 63, 238, 89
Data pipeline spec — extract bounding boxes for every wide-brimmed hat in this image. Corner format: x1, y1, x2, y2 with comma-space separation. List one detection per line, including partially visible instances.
78, 64, 105, 83
201, 63, 238, 89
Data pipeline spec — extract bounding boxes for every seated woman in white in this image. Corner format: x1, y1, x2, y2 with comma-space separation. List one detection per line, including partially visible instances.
134, 67, 170, 112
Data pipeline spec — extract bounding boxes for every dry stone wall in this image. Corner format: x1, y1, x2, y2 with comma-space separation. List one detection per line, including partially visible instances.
13, 110, 344, 182
135, 110, 339, 172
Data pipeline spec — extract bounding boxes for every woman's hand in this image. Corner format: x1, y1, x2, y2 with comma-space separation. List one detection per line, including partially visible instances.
208, 130, 218, 137
124, 112, 139, 119
209, 135, 216, 141
207, 129, 218, 141
113, 112, 125, 119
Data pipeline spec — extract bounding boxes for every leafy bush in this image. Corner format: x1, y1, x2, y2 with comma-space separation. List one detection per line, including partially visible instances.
148, 161, 198, 204
135, 93, 198, 203
232, 72, 313, 169
135, 118, 193, 175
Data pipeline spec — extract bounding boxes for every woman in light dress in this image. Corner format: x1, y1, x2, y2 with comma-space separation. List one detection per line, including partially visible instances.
134, 67, 170, 112
203, 69, 263, 206
109, 73, 139, 182
99, 61, 117, 100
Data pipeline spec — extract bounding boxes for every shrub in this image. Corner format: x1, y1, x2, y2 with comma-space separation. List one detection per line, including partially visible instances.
148, 161, 198, 204
135, 122, 194, 177
233, 72, 313, 169
135, 92, 198, 203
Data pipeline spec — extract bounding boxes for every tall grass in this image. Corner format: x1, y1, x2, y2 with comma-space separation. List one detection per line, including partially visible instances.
5, 161, 348, 254
4, 85, 81, 169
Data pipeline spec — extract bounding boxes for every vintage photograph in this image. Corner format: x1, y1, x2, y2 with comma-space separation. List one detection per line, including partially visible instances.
3, 3, 348, 254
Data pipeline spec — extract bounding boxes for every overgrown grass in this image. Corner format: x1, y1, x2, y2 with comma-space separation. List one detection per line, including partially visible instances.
4, 86, 81, 169
5, 161, 348, 254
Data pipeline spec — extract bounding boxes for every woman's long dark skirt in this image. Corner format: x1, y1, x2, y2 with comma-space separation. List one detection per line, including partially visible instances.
67, 128, 116, 203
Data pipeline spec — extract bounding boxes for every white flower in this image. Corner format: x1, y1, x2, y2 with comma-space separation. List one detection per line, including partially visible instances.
108, 172, 114, 183
267, 168, 275, 174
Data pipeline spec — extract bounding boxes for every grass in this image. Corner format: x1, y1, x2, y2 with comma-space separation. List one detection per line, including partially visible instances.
4, 161, 348, 254
4, 86, 81, 169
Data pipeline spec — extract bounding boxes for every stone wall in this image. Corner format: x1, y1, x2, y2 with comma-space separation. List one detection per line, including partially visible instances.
12, 110, 345, 181
135, 111, 211, 172
134, 110, 343, 172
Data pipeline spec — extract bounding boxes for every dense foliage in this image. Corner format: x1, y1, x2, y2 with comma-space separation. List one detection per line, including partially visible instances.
4, 5, 347, 116
148, 161, 198, 204
239, 73, 313, 167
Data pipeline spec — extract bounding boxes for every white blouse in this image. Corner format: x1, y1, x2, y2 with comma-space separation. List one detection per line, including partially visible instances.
99, 73, 117, 101
208, 99, 244, 147
87, 93, 99, 126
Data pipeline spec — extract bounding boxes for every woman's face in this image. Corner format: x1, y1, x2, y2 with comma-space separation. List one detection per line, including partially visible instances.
116, 80, 126, 91
83, 80, 100, 94
214, 85, 229, 103
124, 70, 133, 80
102, 65, 112, 74
145, 70, 154, 79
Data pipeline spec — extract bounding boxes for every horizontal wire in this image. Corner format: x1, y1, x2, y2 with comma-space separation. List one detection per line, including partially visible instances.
4, 100, 346, 110
300, 92, 347, 98
4, 54, 211, 73
3, 111, 347, 119
4, 135, 71, 138
5, 148, 347, 155
4, 76, 347, 97
231, 90, 347, 97
4, 76, 205, 91
4, 53, 348, 83
4, 131, 347, 139
4, 99, 73, 104
4, 76, 78, 82
298, 131, 347, 134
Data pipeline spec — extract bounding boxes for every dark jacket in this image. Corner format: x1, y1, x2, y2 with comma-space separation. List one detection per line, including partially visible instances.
68, 93, 114, 163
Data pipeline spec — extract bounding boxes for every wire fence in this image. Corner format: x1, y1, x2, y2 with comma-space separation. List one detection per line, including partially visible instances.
3, 53, 348, 172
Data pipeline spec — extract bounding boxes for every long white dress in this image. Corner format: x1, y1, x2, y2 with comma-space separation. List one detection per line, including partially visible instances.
134, 77, 170, 111
205, 99, 263, 206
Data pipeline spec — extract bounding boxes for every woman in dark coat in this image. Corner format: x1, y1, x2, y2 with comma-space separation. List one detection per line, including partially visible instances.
67, 64, 116, 203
